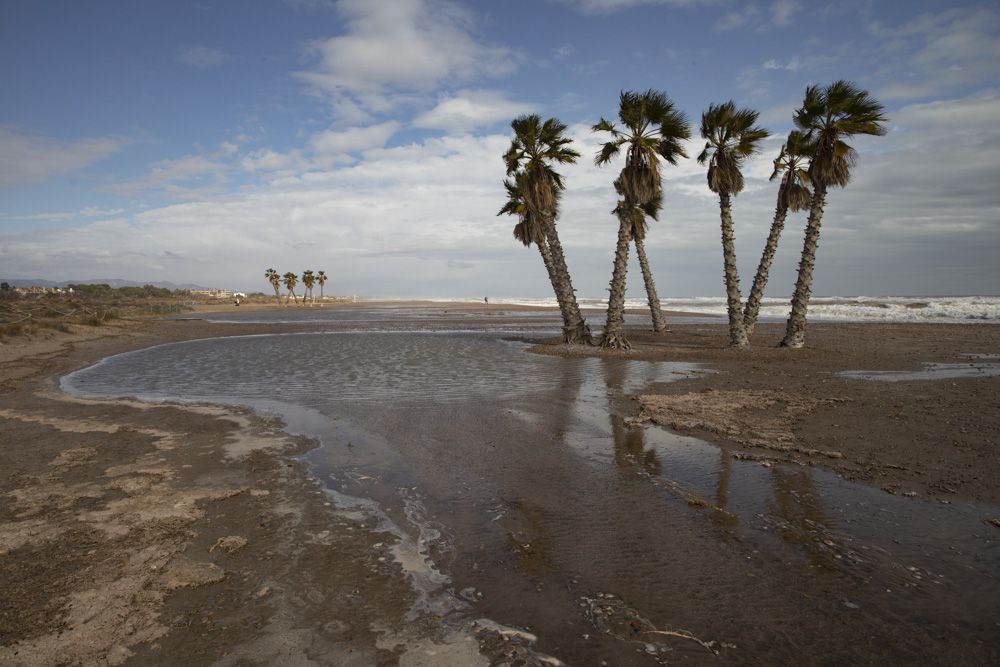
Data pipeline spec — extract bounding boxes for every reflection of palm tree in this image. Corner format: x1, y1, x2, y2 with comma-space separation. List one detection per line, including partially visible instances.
603, 358, 662, 476
767, 467, 832, 567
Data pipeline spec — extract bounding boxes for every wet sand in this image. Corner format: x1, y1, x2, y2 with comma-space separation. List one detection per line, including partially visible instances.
1, 302, 998, 665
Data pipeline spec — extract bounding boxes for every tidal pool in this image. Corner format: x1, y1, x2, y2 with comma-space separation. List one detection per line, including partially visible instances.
63, 329, 1000, 665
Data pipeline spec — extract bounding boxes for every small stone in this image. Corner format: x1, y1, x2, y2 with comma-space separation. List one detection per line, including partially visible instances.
842, 600, 860, 610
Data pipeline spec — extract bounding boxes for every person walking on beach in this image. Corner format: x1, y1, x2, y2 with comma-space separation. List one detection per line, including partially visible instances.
484, 296, 489, 305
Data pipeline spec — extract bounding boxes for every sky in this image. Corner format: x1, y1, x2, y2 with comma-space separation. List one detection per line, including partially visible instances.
1, 0, 998, 298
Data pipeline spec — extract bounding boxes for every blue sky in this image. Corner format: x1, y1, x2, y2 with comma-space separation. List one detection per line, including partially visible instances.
1, 0, 998, 297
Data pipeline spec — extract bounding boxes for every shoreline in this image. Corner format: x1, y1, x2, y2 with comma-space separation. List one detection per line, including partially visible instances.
1, 309, 998, 663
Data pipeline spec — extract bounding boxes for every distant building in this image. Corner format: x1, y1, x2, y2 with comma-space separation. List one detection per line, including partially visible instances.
188, 289, 232, 299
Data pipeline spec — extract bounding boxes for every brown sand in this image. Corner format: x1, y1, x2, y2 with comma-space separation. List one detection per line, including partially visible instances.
1, 305, 998, 665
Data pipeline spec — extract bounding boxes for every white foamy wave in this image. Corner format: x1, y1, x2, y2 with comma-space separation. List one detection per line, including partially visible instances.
481, 295, 1000, 323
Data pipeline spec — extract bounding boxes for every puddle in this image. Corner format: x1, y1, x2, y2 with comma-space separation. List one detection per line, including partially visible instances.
63, 326, 1000, 665
839, 361, 1000, 381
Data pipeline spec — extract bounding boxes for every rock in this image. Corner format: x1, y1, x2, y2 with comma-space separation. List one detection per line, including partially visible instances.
209, 535, 248, 554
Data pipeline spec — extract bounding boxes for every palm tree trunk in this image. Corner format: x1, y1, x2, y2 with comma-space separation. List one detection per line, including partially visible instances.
781, 187, 827, 348
600, 208, 633, 350
633, 234, 668, 333
272, 285, 281, 306
743, 202, 789, 335
719, 193, 748, 348
320, 284, 325, 301
543, 214, 592, 345
536, 237, 571, 333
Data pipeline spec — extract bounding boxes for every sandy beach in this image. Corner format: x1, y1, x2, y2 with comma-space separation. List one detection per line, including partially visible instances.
1, 302, 998, 665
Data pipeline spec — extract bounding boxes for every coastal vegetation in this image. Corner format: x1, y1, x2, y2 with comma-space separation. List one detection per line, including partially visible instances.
502, 80, 886, 349
264, 269, 329, 306
592, 89, 690, 349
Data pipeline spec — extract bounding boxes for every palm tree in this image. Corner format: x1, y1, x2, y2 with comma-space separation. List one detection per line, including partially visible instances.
614, 178, 670, 333
504, 114, 591, 345
282, 271, 299, 305
697, 100, 770, 348
780, 81, 887, 348
317, 270, 327, 301
743, 130, 813, 334
593, 89, 690, 350
302, 269, 315, 305
265, 268, 281, 305
499, 173, 565, 316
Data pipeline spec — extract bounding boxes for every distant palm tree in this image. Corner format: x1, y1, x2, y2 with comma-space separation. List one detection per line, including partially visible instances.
593, 89, 690, 349
282, 271, 299, 305
743, 130, 813, 334
697, 100, 770, 348
499, 173, 565, 315
781, 81, 887, 348
302, 270, 315, 305
504, 114, 591, 344
265, 268, 281, 305
317, 270, 327, 301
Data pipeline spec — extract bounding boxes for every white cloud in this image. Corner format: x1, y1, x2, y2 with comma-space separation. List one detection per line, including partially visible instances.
241, 148, 307, 174
769, 0, 798, 26
413, 90, 534, 132
0, 128, 126, 188
871, 7, 1000, 100
178, 46, 231, 68
762, 57, 801, 71
294, 0, 516, 120
557, 0, 719, 14
100, 152, 228, 196
309, 121, 400, 161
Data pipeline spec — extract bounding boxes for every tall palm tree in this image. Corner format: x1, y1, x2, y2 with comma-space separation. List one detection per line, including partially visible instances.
593, 89, 690, 350
317, 270, 327, 301
613, 178, 670, 333
743, 130, 813, 334
781, 81, 887, 348
697, 100, 770, 348
498, 173, 567, 320
282, 271, 299, 305
302, 269, 315, 305
504, 114, 591, 345
265, 268, 281, 305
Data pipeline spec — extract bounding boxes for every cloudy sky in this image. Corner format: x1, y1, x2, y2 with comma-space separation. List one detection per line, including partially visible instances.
1, 0, 998, 297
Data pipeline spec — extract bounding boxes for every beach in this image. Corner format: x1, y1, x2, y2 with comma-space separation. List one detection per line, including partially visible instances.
1, 302, 998, 665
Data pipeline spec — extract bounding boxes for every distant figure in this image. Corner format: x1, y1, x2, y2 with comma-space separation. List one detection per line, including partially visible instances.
234, 297, 241, 307
484, 296, 489, 305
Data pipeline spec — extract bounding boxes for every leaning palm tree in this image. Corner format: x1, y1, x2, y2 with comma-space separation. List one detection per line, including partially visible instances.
742, 130, 813, 334
302, 269, 315, 305
697, 100, 770, 348
613, 178, 670, 333
282, 271, 299, 305
504, 114, 591, 344
265, 268, 281, 305
316, 270, 327, 301
499, 173, 565, 315
594, 89, 690, 349
781, 81, 887, 348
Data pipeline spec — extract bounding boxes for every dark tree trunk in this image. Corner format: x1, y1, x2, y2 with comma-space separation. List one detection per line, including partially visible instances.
718, 193, 748, 348
781, 187, 827, 348
633, 233, 667, 333
600, 208, 633, 350
272, 285, 281, 306
743, 202, 789, 335
543, 213, 592, 345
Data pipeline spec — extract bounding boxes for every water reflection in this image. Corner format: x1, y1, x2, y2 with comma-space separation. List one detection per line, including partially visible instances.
62, 329, 1000, 664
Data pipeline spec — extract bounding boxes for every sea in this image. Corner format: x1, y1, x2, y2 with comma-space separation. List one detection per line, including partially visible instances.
430, 295, 1000, 323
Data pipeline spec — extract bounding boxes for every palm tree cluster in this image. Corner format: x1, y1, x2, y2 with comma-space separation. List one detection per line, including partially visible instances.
264, 268, 328, 306
499, 80, 886, 349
